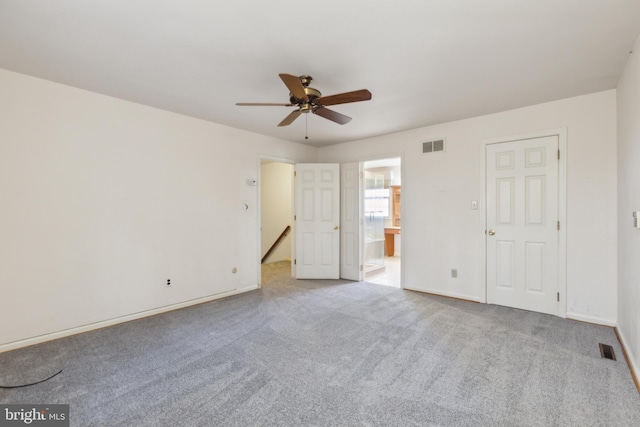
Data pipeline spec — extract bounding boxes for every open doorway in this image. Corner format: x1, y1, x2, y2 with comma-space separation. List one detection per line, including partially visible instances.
260, 160, 294, 283
363, 157, 402, 287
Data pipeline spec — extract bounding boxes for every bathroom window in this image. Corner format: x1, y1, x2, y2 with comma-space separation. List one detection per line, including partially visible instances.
364, 187, 390, 217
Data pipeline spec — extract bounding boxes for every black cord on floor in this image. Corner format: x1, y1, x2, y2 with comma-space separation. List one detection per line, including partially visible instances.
0, 370, 62, 389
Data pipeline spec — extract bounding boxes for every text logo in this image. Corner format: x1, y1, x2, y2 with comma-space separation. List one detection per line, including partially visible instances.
0, 405, 69, 427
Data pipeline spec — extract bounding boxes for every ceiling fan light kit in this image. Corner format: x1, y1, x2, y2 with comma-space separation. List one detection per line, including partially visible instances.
236, 73, 372, 130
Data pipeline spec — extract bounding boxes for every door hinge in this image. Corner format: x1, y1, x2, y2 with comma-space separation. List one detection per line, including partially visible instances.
360, 265, 363, 271
294, 259, 296, 265
557, 149, 560, 160
557, 292, 560, 302
557, 221, 560, 230
294, 215, 296, 221
294, 170, 297, 177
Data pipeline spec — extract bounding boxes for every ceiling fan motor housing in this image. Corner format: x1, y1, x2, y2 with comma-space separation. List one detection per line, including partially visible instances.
290, 86, 321, 105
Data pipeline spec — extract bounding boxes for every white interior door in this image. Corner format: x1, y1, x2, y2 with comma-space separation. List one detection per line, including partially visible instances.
295, 163, 340, 279
340, 162, 362, 280
486, 136, 559, 315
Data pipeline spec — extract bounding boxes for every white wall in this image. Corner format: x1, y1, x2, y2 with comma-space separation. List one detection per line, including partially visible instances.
617, 35, 640, 378
260, 162, 293, 263
0, 66, 624, 351
319, 90, 618, 325
0, 69, 316, 349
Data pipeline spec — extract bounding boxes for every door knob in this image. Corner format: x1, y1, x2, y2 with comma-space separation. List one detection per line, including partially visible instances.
333, 225, 339, 230
487, 229, 496, 236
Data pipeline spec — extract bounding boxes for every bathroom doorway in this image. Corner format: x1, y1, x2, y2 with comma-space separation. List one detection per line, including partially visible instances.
363, 157, 401, 287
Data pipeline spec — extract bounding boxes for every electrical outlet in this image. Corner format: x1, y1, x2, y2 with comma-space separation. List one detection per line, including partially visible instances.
166, 279, 171, 286
451, 269, 457, 278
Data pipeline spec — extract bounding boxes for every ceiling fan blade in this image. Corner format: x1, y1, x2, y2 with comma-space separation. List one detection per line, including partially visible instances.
315, 89, 372, 107
279, 73, 308, 101
236, 102, 293, 106
313, 107, 352, 125
278, 109, 302, 127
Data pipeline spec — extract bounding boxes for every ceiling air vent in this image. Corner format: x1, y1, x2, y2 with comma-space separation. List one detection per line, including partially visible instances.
422, 139, 445, 154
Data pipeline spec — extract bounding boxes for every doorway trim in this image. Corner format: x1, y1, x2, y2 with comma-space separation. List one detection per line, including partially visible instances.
480, 128, 567, 318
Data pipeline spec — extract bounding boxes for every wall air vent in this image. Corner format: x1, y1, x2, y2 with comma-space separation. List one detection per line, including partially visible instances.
422, 139, 446, 154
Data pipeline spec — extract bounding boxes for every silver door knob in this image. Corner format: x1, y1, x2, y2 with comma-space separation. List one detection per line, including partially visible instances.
333, 225, 339, 230
487, 229, 496, 236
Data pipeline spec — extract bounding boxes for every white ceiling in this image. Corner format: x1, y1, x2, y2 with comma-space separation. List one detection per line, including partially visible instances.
1, 1, 639, 147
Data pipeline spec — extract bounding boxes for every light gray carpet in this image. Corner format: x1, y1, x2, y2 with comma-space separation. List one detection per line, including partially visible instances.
1, 260, 639, 426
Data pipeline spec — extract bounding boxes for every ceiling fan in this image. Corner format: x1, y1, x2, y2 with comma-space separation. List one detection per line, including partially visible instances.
236, 73, 372, 127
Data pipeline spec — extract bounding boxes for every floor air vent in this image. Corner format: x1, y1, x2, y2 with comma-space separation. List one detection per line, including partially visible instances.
599, 343, 616, 361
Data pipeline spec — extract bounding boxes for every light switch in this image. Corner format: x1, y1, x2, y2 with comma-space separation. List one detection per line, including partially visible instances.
471, 200, 478, 210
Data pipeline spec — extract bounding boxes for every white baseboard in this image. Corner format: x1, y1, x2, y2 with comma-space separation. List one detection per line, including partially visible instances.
404, 286, 482, 303
566, 311, 617, 327
615, 326, 640, 389
0, 285, 259, 354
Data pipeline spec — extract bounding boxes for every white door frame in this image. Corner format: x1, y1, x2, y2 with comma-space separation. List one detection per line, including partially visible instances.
480, 128, 567, 318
